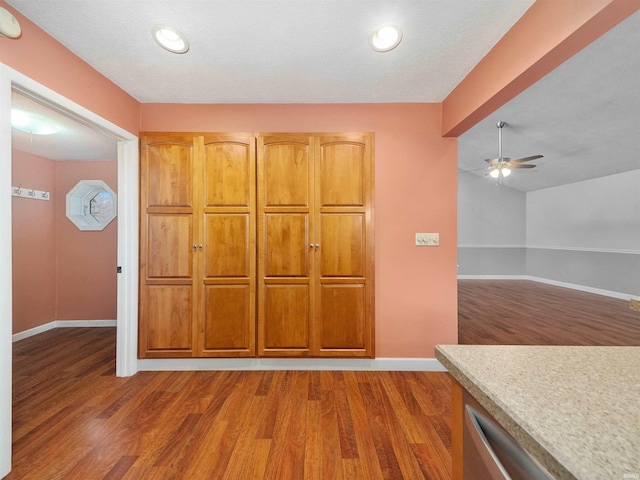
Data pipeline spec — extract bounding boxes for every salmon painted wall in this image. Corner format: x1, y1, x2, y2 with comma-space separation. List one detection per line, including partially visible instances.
55, 161, 117, 321
0, 1, 139, 134
11, 151, 56, 333
11, 154, 117, 333
141, 103, 458, 357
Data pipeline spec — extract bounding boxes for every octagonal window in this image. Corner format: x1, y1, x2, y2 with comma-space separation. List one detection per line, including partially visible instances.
66, 180, 117, 231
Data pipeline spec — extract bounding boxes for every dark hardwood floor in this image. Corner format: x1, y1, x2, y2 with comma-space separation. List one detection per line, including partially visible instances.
459, 280, 640, 345
9, 328, 452, 479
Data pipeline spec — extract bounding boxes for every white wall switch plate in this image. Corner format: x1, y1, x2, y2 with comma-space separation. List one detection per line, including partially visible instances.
416, 233, 439, 246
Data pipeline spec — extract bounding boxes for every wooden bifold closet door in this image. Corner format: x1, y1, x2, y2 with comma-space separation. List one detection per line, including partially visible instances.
139, 133, 256, 358
139, 132, 373, 359
257, 133, 374, 358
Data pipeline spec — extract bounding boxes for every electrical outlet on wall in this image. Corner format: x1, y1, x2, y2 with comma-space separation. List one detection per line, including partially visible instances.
416, 233, 439, 246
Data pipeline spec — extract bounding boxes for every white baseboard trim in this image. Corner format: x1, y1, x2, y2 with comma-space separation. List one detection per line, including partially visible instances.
138, 357, 447, 372
12, 322, 56, 342
458, 245, 640, 254
457, 275, 633, 301
458, 245, 526, 249
526, 245, 640, 255
12, 320, 117, 343
55, 319, 117, 328
458, 275, 528, 280
526, 276, 633, 301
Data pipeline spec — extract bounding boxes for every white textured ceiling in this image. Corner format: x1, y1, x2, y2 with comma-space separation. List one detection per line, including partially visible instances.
7, 0, 534, 103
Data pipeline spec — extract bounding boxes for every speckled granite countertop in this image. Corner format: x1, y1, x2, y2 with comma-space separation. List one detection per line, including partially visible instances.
435, 345, 640, 480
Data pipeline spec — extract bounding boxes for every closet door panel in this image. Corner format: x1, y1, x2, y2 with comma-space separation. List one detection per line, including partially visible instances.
198, 135, 256, 356
146, 286, 193, 354
317, 284, 365, 350
319, 213, 365, 277
204, 142, 251, 207
203, 285, 252, 353
318, 142, 365, 207
146, 143, 193, 207
204, 213, 250, 278
258, 135, 314, 356
140, 135, 197, 358
263, 139, 311, 207
263, 284, 310, 353
314, 134, 374, 357
264, 213, 309, 277
147, 215, 193, 278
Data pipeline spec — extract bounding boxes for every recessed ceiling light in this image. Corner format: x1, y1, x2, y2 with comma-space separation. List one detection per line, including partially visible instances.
369, 24, 403, 52
11, 109, 59, 135
152, 25, 189, 54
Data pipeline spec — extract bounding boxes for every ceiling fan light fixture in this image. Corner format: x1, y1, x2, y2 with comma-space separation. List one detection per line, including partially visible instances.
489, 165, 511, 179
369, 24, 402, 52
481, 121, 542, 180
152, 25, 189, 54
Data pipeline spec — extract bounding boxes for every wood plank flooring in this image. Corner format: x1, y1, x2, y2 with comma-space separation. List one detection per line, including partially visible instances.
459, 280, 640, 345
9, 328, 452, 479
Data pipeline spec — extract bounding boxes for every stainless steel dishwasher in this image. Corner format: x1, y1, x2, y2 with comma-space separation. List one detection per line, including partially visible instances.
463, 396, 555, 479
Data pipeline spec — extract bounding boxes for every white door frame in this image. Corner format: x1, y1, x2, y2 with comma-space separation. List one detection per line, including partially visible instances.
0, 63, 139, 476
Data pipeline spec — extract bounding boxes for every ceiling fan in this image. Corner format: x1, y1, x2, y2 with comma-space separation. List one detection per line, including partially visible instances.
484, 121, 542, 179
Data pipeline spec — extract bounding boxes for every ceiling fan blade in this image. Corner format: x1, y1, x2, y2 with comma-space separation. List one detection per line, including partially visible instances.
459, 166, 490, 173
510, 164, 536, 169
511, 154, 543, 164
477, 125, 543, 174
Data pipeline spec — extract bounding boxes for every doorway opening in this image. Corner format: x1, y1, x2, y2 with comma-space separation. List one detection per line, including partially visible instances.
0, 68, 141, 480
1, 63, 139, 476
11, 88, 119, 352
1, 70, 139, 377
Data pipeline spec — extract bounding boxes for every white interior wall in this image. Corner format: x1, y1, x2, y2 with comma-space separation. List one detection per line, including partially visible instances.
458, 169, 640, 297
526, 170, 640, 250
458, 172, 526, 246
526, 170, 640, 296
457, 172, 527, 276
